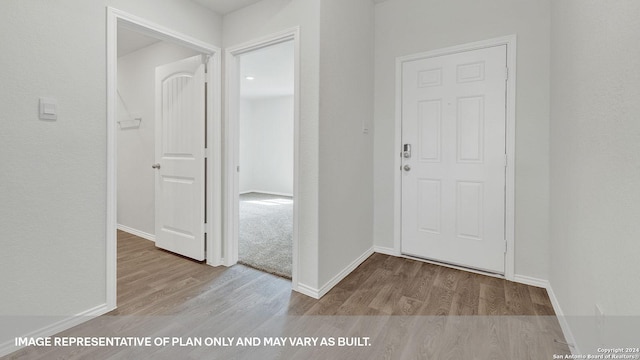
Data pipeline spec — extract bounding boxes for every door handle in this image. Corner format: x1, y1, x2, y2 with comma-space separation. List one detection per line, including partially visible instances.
403, 165, 411, 172
152, 163, 161, 169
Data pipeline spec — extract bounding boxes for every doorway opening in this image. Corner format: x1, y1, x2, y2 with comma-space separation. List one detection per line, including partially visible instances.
237, 41, 295, 279
224, 29, 300, 287
116, 27, 200, 248
106, 8, 222, 310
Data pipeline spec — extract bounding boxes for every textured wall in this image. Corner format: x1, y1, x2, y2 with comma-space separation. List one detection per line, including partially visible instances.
108, 0, 223, 45
0, 0, 108, 318
0, 0, 222, 351
318, 0, 375, 288
549, 0, 640, 351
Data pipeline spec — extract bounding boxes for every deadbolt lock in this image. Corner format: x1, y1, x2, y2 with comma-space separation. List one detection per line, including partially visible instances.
403, 144, 412, 158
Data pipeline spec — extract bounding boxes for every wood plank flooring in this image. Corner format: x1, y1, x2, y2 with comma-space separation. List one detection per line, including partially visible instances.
5, 231, 570, 359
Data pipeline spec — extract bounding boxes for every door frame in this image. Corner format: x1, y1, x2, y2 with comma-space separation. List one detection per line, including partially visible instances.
393, 35, 517, 280
224, 28, 301, 289
106, 7, 222, 311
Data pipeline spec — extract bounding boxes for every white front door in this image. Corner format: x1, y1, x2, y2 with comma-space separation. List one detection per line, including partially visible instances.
401, 45, 507, 274
154, 55, 206, 261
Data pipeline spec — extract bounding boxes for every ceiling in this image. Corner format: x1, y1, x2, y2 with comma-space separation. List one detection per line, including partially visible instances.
118, 27, 161, 57
195, 0, 388, 15
239, 40, 294, 99
193, 0, 264, 14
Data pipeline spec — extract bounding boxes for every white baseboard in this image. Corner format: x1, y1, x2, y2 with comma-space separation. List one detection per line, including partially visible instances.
512, 275, 579, 355
293, 247, 375, 300
373, 245, 398, 256
117, 224, 155, 242
295, 283, 320, 299
546, 283, 580, 355
0, 303, 111, 358
239, 190, 293, 198
513, 274, 549, 289
317, 247, 374, 299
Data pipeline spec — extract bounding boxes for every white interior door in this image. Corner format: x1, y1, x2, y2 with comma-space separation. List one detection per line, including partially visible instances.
154, 55, 206, 261
401, 45, 507, 274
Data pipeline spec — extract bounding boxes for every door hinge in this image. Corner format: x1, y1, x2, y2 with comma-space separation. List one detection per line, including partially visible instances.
505, 67, 509, 81
504, 241, 508, 253
504, 154, 508, 168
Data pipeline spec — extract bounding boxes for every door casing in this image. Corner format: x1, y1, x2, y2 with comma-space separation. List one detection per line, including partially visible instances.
224, 28, 301, 291
393, 35, 517, 280
106, 7, 222, 311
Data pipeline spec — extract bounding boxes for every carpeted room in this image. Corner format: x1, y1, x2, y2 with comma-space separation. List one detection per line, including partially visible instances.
237, 40, 295, 279
239, 192, 293, 278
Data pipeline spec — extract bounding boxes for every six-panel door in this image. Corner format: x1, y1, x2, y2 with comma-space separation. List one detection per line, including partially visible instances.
401, 45, 507, 274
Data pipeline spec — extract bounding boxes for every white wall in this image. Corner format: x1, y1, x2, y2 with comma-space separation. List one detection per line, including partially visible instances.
317, 0, 375, 288
0, 0, 221, 352
239, 96, 294, 196
117, 42, 198, 236
373, 0, 551, 280
549, 0, 640, 351
0, 1, 107, 345
224, 0, 321, 289
13, 0, 640, 355
108, 0, 223, 46
225, 0, 375, 291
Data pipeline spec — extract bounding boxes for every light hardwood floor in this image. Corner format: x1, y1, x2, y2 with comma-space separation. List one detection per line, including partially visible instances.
5, 231, 571, 359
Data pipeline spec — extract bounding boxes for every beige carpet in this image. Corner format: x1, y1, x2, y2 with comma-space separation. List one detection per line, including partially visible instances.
238, 192, 293, 279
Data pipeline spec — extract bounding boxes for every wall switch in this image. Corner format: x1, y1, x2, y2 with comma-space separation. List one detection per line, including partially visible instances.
39, 97, 57, 120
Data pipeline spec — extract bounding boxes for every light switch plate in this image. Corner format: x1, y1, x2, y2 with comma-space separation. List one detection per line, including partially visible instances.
39, 97, 57, 120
